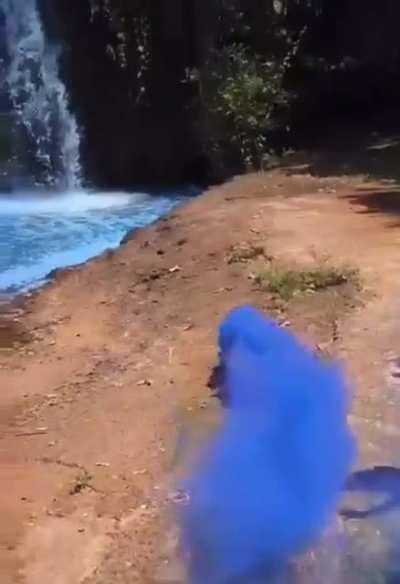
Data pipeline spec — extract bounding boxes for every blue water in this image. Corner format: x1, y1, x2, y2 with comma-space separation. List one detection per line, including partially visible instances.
0, 189, 185, 293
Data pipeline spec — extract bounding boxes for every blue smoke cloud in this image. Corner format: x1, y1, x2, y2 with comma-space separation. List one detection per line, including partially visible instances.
178, 306, 356, 583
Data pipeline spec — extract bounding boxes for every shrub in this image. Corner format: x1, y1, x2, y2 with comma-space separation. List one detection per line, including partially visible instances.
194, 43, 290, 171
254, 264, 359, 301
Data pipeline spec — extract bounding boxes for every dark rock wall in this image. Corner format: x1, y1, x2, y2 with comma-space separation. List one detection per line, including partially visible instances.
38, 0, 219, 188
37, 0, 400, 188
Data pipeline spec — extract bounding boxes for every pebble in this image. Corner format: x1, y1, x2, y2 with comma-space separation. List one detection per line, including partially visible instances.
137, 379, 153, 387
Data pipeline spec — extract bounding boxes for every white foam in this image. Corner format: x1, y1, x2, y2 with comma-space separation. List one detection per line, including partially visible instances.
0, 190, 148, 216
0, 189, 184, 292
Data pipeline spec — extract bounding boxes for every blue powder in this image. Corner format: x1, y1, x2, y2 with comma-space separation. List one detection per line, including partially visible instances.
179, 306, 356, 583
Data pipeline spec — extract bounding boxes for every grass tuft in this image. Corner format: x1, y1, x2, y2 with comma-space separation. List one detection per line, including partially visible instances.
254, 264, 360, 301
227, 242, 269, 264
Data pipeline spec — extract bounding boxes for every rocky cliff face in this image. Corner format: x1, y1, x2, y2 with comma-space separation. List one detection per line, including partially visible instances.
0, 11, 32, 191
37, 0, 216, 188
36, 0, 400, 188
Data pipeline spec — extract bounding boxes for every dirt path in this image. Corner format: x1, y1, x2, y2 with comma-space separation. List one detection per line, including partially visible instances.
2, 167, 400, 582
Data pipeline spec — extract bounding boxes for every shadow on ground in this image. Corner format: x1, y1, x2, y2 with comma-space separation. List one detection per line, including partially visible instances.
338, 467, 400, 583
284, 110, 400, 183
308, 134, 400, 184
344, 187, 400, 229
341, 466, 400, 519
279, 111, 400, 227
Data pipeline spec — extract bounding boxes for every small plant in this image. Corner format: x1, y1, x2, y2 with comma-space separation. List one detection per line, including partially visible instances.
227, 242, 268, 264
70, 470, 93, 495
254, 264, 359, 301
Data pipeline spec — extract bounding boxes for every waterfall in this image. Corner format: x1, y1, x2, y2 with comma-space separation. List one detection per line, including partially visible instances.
0, 0, 82, 189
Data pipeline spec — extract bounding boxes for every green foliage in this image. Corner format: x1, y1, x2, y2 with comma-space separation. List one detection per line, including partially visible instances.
195, 43, 290, 170
254, 264, 359, 301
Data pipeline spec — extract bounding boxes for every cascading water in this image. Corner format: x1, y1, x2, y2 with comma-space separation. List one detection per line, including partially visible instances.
0, 0, 189, 293
1, 0, 82, 189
